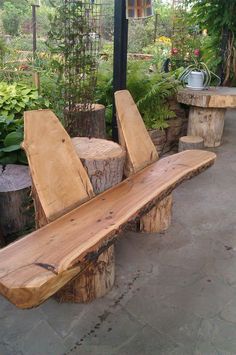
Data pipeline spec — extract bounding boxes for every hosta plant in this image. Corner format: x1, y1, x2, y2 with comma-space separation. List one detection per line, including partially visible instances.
0, 82, 50, 165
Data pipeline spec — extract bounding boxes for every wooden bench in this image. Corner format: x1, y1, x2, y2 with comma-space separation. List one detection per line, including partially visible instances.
0, 90, 216, 309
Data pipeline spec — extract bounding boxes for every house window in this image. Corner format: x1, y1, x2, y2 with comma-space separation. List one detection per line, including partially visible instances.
126, 0, 153, 19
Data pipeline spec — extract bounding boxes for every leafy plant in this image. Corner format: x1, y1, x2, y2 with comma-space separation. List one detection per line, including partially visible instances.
187, 0, 236, 85
95, 60, 181, 133
2, 2, 21, 36
137, 72, 180, 129
0, 82, 50, 165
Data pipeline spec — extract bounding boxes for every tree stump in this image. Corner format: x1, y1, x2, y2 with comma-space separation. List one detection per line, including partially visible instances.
0, 165, 34, 244
64, 104, 106, 139
178, 135, 204, 152
140, 194, 173, 233
0, 223, 5, 248
188, 107, 225, 147
56, 138, 125, 303
55, 245, 115, 303
72, 137, 126, 194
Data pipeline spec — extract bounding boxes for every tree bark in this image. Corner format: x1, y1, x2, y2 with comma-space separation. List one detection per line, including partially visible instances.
179, 135, 204, 152
0, 165, 34, 244
55, 245, 115, 303
72, 137, 126, 194
0, 224, 5, 248
64, 104, 106, 139
140, 194, 173, 233
188, 107, 225, 147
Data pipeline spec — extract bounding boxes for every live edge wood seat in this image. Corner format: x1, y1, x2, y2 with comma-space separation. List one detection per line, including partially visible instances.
0, 91, 216, 309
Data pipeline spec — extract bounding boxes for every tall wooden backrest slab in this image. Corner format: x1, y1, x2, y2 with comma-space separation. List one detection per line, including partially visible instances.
23, 110, 94, 224
115, 90, 158, 176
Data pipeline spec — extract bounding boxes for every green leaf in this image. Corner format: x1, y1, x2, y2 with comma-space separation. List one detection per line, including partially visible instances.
0, 152, 18, 165
17, 150, 28, 165
0, 144, 21, 152
4, 131, 23, 147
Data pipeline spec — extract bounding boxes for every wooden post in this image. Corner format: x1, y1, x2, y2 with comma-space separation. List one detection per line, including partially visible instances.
188, 107, 225, 147
32, 72, 40, 92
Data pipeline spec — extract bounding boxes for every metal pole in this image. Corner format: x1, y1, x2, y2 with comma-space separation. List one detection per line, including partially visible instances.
31, 4, 40, 91
31, 4, 39, 56
112, 0, 128, 142
154, 12, 158, 43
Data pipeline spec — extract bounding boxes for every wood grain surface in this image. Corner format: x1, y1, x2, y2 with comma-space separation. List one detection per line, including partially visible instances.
177, 87, 236, 108
0, 150, 216, 308
115, 90, 158, 176
22, 110, 94, 223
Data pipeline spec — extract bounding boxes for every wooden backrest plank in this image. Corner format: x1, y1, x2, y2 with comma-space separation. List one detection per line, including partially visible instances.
23, 110, 94, 223
115, 90, 159, 176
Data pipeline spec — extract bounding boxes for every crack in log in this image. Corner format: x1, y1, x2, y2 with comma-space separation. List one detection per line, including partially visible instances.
34, 262, 58, 275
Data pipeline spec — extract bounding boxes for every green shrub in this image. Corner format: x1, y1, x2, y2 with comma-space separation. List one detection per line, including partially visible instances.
0, 82, 50, 165
95, 60, 181, 134
2, 3, 21, 36
10, 35, 48, 52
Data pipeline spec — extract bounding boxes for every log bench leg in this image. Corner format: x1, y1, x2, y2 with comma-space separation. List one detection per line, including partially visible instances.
188, 106, 226, 147
55, 245, 115, 303
140, 194, 173, 233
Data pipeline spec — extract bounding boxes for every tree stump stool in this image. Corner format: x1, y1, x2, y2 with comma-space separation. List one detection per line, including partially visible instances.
178, 135, 204, 152
0, 165, 34, 245
55, 137, 126, 303
177, 87, 236, 147
72, 137, 126, 194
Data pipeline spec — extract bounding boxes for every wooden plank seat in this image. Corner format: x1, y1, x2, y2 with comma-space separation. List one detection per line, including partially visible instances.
0, 91, 216, 309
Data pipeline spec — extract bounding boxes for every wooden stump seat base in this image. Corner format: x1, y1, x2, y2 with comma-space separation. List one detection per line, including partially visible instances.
140, 194, 173, 233
55, 245, 115, 303
188, 107, 225, 147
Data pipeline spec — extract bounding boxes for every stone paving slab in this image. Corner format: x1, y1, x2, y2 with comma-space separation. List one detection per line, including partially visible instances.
0, 110, 236, 354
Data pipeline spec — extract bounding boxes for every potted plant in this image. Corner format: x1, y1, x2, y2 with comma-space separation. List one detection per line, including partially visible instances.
179, 49, 221, 90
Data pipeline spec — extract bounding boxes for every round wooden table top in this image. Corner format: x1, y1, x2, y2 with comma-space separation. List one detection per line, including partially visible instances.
72, 137, 126, 161
177, 87, 236, 108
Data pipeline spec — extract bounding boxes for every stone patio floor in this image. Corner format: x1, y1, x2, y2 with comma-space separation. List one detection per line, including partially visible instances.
1, 110, 236, 355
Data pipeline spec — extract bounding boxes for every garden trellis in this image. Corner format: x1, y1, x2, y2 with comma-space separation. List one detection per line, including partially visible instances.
63, 0, 102, 111
48, 0, 102, 135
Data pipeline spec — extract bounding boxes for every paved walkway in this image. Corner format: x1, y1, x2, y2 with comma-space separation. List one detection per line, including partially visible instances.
1, 110, 236, 355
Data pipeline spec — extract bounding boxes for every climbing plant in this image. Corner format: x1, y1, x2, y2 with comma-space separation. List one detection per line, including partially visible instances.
187, 0, 236, 85
47, 0, 102, 135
